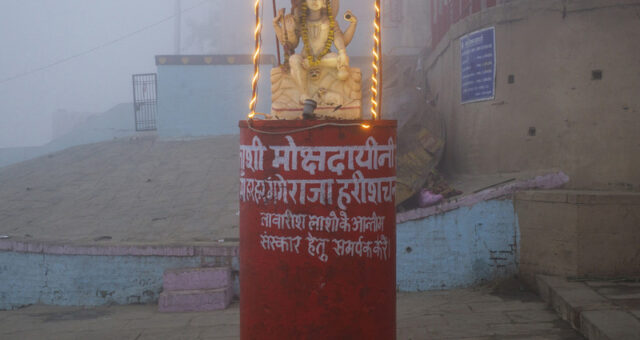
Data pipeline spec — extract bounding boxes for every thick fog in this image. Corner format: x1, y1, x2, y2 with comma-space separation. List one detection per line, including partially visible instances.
1, 0, 172, 147
0, 0, 374, 148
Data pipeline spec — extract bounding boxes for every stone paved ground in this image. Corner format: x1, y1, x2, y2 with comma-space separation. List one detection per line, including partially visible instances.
0, 136, 240, 246
585, 280, 640, 321
0, 283, 583, 340
0, 134, 558, 248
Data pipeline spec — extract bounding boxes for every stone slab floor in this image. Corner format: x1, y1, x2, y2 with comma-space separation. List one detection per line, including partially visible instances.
0, 283, 582, 340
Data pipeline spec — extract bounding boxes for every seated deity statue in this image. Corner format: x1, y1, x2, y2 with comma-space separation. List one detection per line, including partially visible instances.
271, 0, 361, 119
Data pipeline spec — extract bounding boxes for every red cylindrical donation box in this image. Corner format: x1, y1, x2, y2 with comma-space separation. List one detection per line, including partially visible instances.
239, 120, 396, 340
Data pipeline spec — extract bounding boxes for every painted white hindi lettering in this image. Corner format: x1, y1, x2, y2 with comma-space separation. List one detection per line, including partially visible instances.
336, 171, 396, 210
242, 175, 394, 209
351, 212, 385, 233
240, 177, 335, 206
271, 136, 299, 171
244, 135, 396, 263
332, 234, 390, 261
241, 135, 396, 176
260, 210, 307, 231
239, 136, 267, 172
300, 147, 327, 175
259, 224, 390, 262
259, 233, 303, 254
306, 233, 330, 262
259, 211, 383, 234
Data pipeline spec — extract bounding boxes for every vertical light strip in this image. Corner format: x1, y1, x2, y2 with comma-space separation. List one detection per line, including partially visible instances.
377, 0, 383, 119
249, 0, 262, 119
370, 0, 382, 120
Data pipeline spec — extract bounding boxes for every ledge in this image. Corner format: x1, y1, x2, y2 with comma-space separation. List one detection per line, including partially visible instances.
0, 239, 238, 257
515, 190, 640, 205
155, 54, 277, 66
396, 171, 570, 224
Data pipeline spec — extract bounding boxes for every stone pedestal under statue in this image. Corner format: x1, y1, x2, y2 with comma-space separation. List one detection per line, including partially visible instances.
271, 65, 362, 119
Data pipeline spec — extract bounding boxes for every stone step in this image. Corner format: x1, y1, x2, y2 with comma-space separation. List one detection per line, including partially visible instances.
581, 310, 640, 340
158, 286, 233, 313
163, 266, 230, 291
536, 275, 614, 330
536, 275, 640, 340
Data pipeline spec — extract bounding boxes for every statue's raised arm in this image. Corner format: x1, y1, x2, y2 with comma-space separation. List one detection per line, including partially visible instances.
331, 0, 339, 17
341, 10, 357, 46
273, 7, 300, 50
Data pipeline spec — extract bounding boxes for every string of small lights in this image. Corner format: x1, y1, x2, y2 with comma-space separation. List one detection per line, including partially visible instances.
370, 0, 381, 120
249, 0, 263, 119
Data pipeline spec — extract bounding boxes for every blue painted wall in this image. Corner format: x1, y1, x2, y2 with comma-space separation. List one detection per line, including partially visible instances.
0, 252, 228, 310
396, 199, 520, 291
1, 199, 520, 309
157, 64, 273, 138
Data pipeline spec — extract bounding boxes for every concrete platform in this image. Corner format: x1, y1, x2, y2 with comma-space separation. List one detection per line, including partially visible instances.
158, 287, 233, 313
0, 283, 583, 339
163, 267, 231, 292
537, 275, 640, 340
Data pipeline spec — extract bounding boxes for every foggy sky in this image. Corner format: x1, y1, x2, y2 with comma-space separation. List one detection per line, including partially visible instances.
0, 0, 371, 148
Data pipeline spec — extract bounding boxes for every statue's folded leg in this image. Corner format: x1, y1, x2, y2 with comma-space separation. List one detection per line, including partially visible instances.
289, 55, 310, 103
319, 53, 349, 80
337, 65, 349, 80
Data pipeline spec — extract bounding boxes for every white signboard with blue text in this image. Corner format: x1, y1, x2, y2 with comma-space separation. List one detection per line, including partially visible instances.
461, 27, 496, 104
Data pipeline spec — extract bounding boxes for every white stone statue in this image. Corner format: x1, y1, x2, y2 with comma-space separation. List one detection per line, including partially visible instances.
271, 0, 361, 119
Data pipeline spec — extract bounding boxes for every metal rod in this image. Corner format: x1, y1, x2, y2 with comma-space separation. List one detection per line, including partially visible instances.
174, 0, 182, 54
272, 0, 282, 66
132, 75, 137, 131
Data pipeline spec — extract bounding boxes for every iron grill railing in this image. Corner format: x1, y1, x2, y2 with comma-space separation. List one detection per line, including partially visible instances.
132, 73, 158, 131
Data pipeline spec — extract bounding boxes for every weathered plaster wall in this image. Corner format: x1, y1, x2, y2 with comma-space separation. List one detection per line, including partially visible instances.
516, 190, 640, 288
0, 252, 237, 310
157, 64, 272, 139
397, 199, 519, 291
424, 0, 640, 191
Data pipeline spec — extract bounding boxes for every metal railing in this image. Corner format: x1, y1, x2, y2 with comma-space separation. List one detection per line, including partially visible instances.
132, 73, 158, 131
